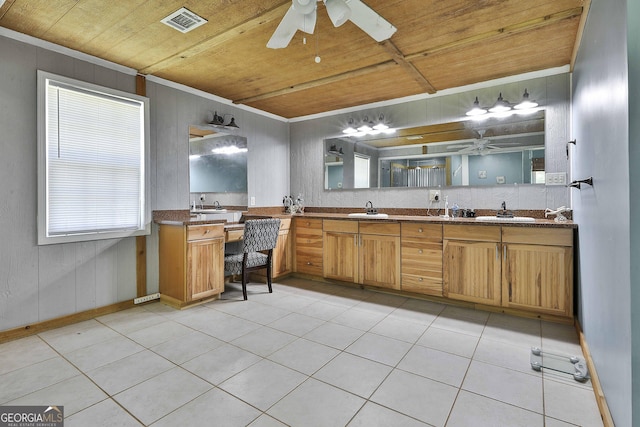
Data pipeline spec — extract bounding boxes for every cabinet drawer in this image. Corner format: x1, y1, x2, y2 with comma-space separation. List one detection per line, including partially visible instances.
401, 274, 443, 296
402, 245, 442, 271
324, 219, 358, 233
444, 224, 500, 242
296, 251, 323, 276
187, 224, 224, 241
225, 228, 244, 242
295, 218, 323, 231
401, 223, 442, 240
502, 227, 573, 246
359, 221, 400, 236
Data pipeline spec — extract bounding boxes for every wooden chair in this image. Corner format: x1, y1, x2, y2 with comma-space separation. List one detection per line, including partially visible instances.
223, 218, 281, 300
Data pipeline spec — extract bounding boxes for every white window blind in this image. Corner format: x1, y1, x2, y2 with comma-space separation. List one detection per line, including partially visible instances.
38, 71, 149, 244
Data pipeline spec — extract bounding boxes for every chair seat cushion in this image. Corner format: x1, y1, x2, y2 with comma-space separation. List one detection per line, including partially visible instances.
224, 252, 268, 275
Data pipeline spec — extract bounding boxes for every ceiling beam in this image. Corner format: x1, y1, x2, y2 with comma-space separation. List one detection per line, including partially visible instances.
404, 7, 584, 62
234, 60, 399, 104
139, 1, 291, 75
380, 40, 436, 94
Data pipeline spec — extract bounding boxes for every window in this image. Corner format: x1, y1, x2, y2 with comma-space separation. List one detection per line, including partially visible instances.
354, 153, 370, 188
37, 71, 150, 245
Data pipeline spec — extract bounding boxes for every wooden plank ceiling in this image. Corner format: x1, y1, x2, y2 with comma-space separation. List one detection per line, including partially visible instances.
0, 0, 587, 119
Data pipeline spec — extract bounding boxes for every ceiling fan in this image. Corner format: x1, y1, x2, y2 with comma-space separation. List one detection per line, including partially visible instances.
267, 0, 397, 49
447, 130, 505, 156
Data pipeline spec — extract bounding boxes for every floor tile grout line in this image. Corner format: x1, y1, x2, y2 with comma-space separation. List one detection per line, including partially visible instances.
30, 333, 150, 425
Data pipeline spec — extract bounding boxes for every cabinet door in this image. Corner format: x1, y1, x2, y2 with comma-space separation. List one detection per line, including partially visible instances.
272, 230, 292, 278
502, 243, 573, 317
359, 233, 401, 289
443, 240, 501, 305
187, 237, 224, 301
323, 231, 358, 282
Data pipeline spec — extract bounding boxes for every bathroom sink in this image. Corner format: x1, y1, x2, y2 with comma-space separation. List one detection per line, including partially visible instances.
475, 216, 536, 223
192, 208, 227, 214
347, 213, 389, 219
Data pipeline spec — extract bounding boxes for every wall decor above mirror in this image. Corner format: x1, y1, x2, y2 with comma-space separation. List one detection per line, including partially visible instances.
189, 125, 247, 194
324, 110, 545, 190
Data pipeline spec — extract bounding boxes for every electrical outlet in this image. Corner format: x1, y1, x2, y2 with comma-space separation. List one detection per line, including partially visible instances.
428, 190, 440, 202
250, 196, 256, 206
134, 293, 160, 304
545, 172, 566, 186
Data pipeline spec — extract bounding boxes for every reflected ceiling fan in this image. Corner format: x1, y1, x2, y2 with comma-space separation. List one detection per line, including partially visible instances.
267, 0, 397, 49
447, 130, 505, 156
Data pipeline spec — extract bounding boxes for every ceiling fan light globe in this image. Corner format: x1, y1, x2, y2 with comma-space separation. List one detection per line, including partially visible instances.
325, 0, 351, 27
293, 0, 316, 15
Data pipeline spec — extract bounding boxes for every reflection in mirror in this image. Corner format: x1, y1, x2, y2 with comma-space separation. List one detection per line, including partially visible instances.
189, 125, 248, 193
324, 110, 545, 189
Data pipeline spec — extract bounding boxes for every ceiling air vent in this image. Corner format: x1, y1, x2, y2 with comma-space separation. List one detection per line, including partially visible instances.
161, 7, 207, 33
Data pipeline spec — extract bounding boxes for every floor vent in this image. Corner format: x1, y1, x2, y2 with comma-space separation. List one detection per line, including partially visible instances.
161, 7, 207, 33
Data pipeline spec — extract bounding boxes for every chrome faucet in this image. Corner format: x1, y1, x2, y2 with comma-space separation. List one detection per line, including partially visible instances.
365, 201, 377, 215
213, 200, 222, 210
497, 201, 514, 218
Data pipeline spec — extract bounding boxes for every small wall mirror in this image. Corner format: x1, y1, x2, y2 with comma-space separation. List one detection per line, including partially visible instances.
189, 125, 248, 193
324, 110, 545, 189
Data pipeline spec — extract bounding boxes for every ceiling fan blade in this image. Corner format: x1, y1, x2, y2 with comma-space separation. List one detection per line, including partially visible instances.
346, 0, 397, 42
267, 6, 317, 49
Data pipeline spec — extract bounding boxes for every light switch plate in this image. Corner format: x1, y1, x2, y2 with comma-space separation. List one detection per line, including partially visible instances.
250, 196, 256, 206
545, 172, 566, 185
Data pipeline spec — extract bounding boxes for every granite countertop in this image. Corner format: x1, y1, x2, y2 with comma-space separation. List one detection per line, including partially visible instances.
292, 212, 576, 228
153, 209, 576, 229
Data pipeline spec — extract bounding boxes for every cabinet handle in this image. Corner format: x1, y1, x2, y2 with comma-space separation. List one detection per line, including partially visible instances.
354, 235, 357, 246
418, 249, 423, 254
418, 228, 423, 233
204, 230, 210, 234
418, 277, 423, 281
495, 245, 499, 260
503, 245, 507, 260
307, 261, 312, 265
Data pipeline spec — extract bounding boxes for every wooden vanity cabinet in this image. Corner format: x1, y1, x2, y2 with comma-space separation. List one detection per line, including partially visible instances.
323, 220, 359, 282
501, 227, 573, 317
443, 225, 502, 306
271, 217, 293, 278
401, 223, 443, 296
359, 221, 401, 290
159, 223, 225, 308
323, 220, 400, 290
294, 218, 323, 276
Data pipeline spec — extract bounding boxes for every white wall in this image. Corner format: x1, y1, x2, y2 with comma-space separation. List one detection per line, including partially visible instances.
0, 35, 138, 330
289, 73, 570, 212
572, 0, 635, 425
0, 33, 291, 330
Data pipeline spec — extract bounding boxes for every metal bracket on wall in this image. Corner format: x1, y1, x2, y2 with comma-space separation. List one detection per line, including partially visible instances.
530, 347, 589, 382
566, 139, 576, 158
568, 176, 593, 189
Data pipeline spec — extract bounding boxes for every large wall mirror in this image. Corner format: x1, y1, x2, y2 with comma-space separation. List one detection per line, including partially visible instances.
324, 110, 545, 190
189, 125, 248, 193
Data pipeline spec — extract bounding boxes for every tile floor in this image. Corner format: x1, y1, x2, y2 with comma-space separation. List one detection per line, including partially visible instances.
0, 277, 604, 426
